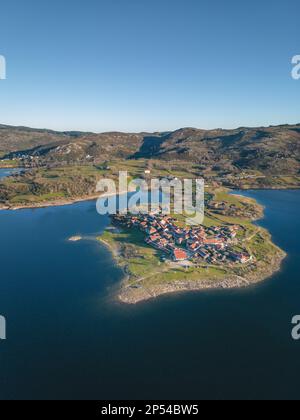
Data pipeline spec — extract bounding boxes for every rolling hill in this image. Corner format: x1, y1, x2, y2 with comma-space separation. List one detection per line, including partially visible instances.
1, 124, 299, 177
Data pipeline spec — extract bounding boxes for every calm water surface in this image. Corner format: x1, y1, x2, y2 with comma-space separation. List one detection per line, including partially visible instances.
0, 187, 300, 400
0, 168, 23, 180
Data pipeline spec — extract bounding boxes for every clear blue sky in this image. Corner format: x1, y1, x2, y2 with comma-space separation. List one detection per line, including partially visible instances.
0, 0, 299, 132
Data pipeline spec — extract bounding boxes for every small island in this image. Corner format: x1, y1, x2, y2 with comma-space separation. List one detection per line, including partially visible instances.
98, 188, 286, 304
68, 236, 82, 242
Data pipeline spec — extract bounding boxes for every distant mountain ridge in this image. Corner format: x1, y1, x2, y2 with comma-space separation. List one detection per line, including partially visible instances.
1, 123, 300, 177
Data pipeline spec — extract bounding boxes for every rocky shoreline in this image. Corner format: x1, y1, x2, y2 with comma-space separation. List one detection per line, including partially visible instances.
118, 248, 286, 304
0, 194, 100, 211
0, 188, 133, 211
0, 185, 299, 212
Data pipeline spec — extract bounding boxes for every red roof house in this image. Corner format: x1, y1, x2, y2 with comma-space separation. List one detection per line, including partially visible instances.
173, 249, 188, 261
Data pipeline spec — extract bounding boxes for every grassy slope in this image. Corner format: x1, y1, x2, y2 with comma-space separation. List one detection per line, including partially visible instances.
0, 153, 299, 208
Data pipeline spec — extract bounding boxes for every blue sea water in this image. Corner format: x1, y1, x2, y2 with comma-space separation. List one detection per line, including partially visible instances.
0, 177, 300, 400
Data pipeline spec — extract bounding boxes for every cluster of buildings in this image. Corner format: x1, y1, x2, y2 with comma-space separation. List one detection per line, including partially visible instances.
112, 212, 253, 265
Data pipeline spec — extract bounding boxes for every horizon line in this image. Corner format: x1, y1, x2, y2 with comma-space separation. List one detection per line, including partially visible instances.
0, 121, 300, 136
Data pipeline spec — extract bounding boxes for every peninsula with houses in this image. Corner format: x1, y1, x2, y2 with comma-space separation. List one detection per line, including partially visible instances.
99, 188, 286, 304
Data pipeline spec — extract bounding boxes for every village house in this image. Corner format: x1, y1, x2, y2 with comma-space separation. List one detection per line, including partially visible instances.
230, 252, 252, 264
173, 249, 188, 262
197, 250, 210, 260
147, 227, 157, 235
188, 242, 201, 253
111, 212, 252, 267
203, 238, 224, 247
